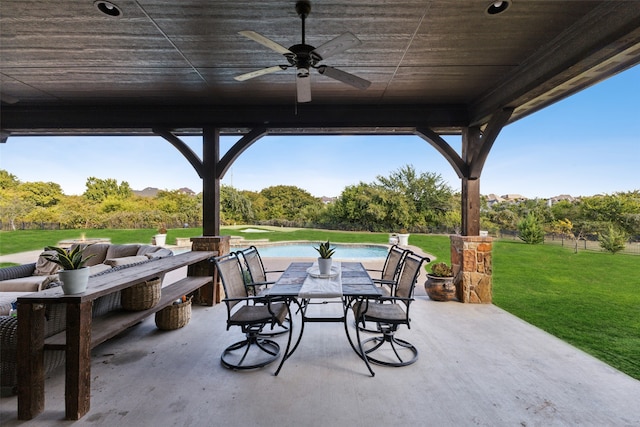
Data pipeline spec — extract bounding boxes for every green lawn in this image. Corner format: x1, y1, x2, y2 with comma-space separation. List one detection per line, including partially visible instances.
1, 228, 638, 379
493, 240, 640, 380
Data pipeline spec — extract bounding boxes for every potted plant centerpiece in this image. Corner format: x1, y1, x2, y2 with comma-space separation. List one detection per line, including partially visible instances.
314, 240, 336, 275
424, 262, 456, 301
43, 245, 96, 295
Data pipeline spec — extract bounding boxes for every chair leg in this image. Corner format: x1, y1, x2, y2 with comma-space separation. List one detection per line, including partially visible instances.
360, 326, 418, 367
221, 332, 281, 370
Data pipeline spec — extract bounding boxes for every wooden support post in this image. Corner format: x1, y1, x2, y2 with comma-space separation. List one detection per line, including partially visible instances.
461, 177, 481, 236
17, 302, 46, 420
202, 127, 220, 236
65, 300, 93, 420
190, 236, 230, 305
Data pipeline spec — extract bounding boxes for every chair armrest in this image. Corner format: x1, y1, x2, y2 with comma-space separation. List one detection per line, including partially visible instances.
372, 279, 395, 286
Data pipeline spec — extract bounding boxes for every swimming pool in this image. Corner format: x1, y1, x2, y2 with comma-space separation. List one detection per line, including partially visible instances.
233, 243, 389, 260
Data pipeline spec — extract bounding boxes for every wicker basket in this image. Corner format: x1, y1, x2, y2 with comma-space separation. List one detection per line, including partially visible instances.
121, 277, 162, 311
155, 299, 192, 330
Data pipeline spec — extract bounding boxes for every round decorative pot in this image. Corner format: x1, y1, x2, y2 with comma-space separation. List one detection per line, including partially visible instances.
424, 275, 456, 301
58, 267, 90, 295
397, 233, 410, 246
154, 233, 167, 246
317, 258, 333, 275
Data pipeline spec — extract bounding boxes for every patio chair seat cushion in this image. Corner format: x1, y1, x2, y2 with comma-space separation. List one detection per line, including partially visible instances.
353, 301, 406, 323
229, 302, 288, 326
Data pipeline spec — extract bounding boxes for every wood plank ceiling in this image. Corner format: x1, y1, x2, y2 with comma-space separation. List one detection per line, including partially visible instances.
1, 0, 640, 136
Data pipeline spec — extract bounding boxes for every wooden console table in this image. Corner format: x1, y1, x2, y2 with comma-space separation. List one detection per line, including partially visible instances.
16, 250, 216, 420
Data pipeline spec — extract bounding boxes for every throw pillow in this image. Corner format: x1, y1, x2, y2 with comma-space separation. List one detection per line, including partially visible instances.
33, 250, 61, 276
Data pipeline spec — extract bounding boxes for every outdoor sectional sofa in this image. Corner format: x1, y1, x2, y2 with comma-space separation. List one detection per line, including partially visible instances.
0, 243, 173, 396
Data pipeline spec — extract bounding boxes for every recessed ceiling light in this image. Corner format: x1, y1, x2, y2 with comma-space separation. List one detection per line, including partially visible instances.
94, 1, 122, 17
486, 0, 510, 15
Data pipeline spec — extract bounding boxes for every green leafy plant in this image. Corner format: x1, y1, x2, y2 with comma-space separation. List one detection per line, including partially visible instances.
42, 245, 96, 270
598, 224, 627, 254
428, 262, 453, 277
314, 240, 335, 259
517, 212, 545, 244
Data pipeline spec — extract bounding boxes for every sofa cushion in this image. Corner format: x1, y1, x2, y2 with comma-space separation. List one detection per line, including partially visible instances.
104, 256, 149, 267
79, 243, 111, 266
105, 244, 141, 260
33, 251, 60, 276
0, 275, 58, 292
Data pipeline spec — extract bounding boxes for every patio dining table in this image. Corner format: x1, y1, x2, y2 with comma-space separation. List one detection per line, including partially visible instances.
265, 261, 382, 376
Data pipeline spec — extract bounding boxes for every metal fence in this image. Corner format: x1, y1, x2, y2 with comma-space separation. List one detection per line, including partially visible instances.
0, 221, 202, 232
498, 229, 640, 255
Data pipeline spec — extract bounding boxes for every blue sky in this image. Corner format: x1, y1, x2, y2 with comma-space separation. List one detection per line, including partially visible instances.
1, 65, 638, 199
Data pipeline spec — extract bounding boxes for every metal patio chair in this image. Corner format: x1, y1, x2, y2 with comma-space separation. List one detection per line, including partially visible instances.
236, 245, 284, 296
367, 244, 410, 296
353, 251, 430, 367
211, 253, 289, 370
236, 245, 290, 337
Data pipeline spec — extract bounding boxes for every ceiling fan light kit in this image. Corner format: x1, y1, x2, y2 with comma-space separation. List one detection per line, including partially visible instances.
235, 0, 371, 103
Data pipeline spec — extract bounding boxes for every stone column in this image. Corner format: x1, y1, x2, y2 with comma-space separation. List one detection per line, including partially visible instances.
189, 236, 230, 305
450, 235, 493, 303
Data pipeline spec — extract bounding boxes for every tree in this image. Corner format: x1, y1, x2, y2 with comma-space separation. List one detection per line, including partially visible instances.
598, 224, 627, 254
259, 185, 323, 222
375, 165, 454, 228
518, 212, 545, 244
19, 181, 64, 207
0, 188, 36, 230
329, 183, 413, 231
0, 170, 20, 189
84, 177, 132, 202
220, 185, 254, 224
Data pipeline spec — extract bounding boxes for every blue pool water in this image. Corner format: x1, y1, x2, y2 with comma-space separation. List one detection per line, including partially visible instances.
235, 243, 388, 260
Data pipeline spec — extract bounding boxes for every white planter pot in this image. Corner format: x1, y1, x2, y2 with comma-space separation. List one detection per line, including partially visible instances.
317, 258, 333, 275
397, 233, 410, 246
154, 233, 167, 246
58, 267, 90, 295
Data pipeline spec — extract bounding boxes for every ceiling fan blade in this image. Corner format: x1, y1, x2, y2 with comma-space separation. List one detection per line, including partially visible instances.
317, 66, 371, 90
311, 32, 361, 61
234, 66, 285, 82
238, 30, 292, 55
296, 72, 312, 103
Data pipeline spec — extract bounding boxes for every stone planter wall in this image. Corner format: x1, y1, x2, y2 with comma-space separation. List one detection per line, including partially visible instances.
450, 235, 493, 303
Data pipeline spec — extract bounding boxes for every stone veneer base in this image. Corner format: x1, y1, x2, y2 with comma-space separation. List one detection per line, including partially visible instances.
450, 235, 493, 303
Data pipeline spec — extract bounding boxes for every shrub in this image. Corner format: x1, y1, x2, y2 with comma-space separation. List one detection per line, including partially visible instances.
518, 212, 545, 244
599, 224, 627, 254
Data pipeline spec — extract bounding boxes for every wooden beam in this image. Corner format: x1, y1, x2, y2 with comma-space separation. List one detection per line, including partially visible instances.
468, 108, 514, 178
154, 128, 204, 178
0, 104, 468, 134
217, 127, 268, 179
415, 127, 467, 178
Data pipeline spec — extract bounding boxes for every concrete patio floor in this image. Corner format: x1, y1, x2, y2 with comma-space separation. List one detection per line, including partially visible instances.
1, 253, 639, 426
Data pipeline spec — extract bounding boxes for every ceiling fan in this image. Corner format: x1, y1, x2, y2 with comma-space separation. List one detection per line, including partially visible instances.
234, 0, 371, 103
